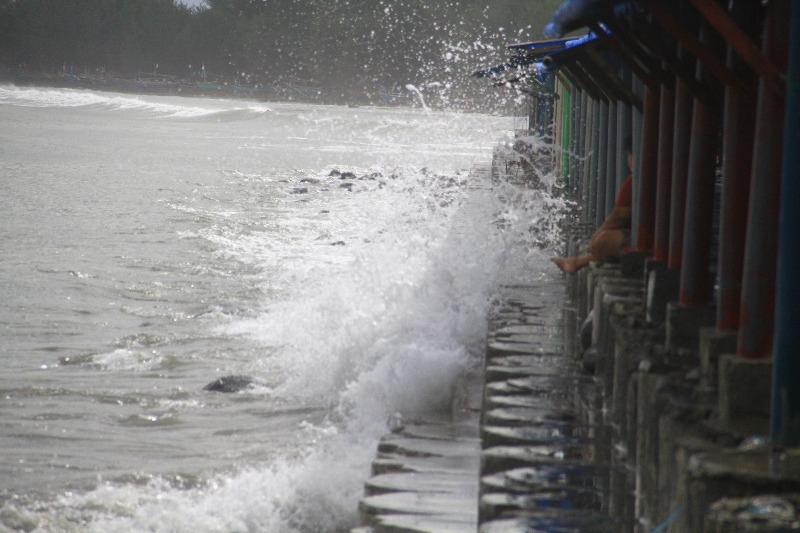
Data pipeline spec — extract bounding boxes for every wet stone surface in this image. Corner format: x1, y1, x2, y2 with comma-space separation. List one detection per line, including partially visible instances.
705, 493, 800, 532
352, 281, 621, 532
480, 283, 620, 531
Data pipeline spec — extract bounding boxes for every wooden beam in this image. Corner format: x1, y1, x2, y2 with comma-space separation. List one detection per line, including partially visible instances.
686, 0, 783, 96
647, 2, 737, 88
589, 22, 661, 92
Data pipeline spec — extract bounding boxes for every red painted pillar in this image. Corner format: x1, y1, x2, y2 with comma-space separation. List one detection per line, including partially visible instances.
668, 80, 693, 271
716, 1, 759, 331
653, 83, 675, 262
679, 94, 721, 307
635, 85, 659, 252
679, 24, 723, 309
737, 1, 789, 359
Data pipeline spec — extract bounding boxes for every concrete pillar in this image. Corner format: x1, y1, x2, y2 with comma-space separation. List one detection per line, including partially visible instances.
646, 262, 680, 325
718, 355, 772, 427
666, 303, 715, 355
698, 328, 738, 391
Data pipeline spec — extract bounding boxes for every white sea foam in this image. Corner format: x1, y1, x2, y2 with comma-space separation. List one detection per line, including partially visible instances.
89, 348, 165, 372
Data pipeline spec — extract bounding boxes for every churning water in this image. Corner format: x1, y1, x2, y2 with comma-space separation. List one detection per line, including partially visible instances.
0, 84, 563, 532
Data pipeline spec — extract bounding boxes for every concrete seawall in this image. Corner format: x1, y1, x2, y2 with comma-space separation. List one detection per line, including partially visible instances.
352, 173, 800, 532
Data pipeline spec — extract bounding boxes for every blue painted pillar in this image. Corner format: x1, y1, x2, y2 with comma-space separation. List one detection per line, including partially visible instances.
737, 0, 789, 358
771, 0, 800, 447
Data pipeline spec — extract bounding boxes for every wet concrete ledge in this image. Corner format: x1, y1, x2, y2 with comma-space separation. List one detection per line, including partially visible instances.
352, 276, 627, 532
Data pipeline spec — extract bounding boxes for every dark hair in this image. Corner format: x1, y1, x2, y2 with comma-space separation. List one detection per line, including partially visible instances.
623, 135, 632, 154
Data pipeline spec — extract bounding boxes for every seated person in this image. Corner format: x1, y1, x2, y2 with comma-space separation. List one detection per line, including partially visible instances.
551, 142, 632, 274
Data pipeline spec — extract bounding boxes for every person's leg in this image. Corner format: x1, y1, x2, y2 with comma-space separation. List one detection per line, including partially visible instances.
551, 253, 594, 274
589, 229, 626, 262
550, 229, 627, 274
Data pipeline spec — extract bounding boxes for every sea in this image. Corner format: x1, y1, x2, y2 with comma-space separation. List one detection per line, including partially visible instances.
0, 84, 562, 532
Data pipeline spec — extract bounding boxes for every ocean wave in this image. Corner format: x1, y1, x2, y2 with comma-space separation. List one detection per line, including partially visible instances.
0, 84, 271, 120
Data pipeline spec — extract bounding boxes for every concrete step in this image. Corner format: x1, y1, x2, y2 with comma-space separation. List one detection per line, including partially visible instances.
485, 393, 576, 410
479, 489, 603, 522
481, 425, 590, 448
486, 340, 564, 358
372, 446, 480, 474
481, 464, 610, 494
397, 423, 479, 441
365, 471, 477, 497
492, 324, 562, 337
483, 407, 579, 427
481, 445, 596, 475
377, 435, 481, 458
478, 510, 619, 532
370, 514, 477, 533
359, 492, 478, 522
502, 374, 597, 394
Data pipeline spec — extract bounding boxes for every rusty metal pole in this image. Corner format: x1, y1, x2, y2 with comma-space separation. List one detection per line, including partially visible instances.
634, 85, 659, 252
737, 0, 789, 359
679, 24, 723, 308
668, 80, 693, 271
772, 0, 800, 448
716, 0, 759, 331
653, 81, 675, 262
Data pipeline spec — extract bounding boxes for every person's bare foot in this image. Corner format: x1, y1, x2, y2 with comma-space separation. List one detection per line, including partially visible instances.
550, 256, 580, 274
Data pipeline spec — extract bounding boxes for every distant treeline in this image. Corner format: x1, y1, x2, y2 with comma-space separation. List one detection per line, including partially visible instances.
0, 0, 560, 104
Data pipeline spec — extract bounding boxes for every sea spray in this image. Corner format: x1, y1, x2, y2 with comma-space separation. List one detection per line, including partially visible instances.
405, 84, 431, 114
32, 165, 562, 533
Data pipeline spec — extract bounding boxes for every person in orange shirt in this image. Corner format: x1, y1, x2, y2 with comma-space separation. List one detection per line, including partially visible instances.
551, 138, 633, 274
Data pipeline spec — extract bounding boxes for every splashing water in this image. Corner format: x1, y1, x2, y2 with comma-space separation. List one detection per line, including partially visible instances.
0, 85, 566, 532
405, 84, 431, 114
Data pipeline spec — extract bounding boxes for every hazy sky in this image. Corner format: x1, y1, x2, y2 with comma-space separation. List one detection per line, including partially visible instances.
178, 0, 206, 7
